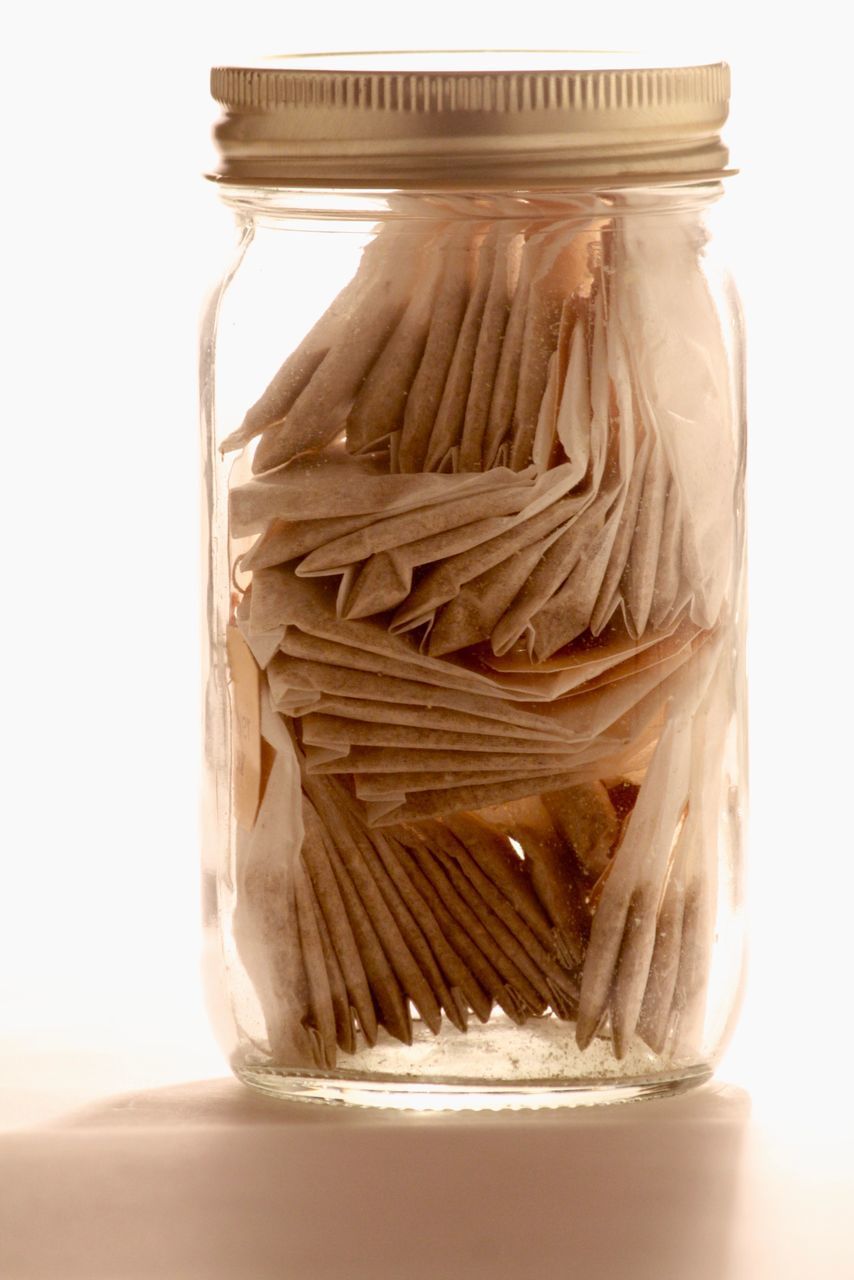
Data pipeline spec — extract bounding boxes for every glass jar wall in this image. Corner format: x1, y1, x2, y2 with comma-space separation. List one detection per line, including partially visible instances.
200, 175, 746, 1108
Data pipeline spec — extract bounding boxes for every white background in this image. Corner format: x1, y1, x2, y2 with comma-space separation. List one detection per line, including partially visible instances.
1, 0, 851, 1126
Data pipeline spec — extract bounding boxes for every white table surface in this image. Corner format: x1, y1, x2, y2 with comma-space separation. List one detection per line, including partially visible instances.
1, 1033, 852, 1280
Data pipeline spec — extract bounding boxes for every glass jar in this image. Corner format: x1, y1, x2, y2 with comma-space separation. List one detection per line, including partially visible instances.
201, 53, 747, 1109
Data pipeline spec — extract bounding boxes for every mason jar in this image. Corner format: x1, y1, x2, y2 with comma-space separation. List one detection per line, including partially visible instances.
200, 53, 747, 1108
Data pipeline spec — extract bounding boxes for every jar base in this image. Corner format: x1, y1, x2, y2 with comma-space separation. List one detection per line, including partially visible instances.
234, 1063, 712, 1111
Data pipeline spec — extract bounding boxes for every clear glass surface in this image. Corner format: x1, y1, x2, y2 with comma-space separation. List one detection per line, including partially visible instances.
200, 183, 747, 1108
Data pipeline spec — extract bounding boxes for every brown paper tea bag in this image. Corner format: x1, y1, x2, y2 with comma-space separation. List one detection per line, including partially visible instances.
478, 795, 589, 966
398, 224, 476, 472
590, 433, 652, 635
425, 516, 570, 657
345, 234, 447, 455
345, 816, 467, 1033
490, 499, 611, 657
309, 745, 575, 777
303, 773, 443, 1035
305, 870, 357, 1054
650, 480, 684, 632
458, 230, 524, 470
341, 511, 522, 620
226, 624, 262, 830
480, 614, 692, 698
390, 463, 590, 634
621, 438, 670, 640
614, 203, 735, 631
576, 705, 692, 1052
669, 663, 730, 1056
481, 229, 535, 468
354, 760, 571, 800
403, 842, 529, 1023
301, 713, 561, 757
577, 635, 724, 1055
231, 449, 524, 534
635, 857, 686, 1054
508, 221, 598, 469
523, 492, 627, 659
297, 480, 532, 579
301, 698, 577, 747
372, 830, 490, 1024
252, 234, 427, 472
220, 221, 432, 455
240, 511, 377, 573
423, 227, 501, 470
541, 782, 620, 880
232, 748, 319, 1066
300, 796, 379, 1045
446, 812, 554, 940
366, 769, 593, 827
429, 822, 578, 1015
308, 794, 413, 1046
294, 857, 339, 1067
417, 826, 550, 1014
218, 233, 389, 456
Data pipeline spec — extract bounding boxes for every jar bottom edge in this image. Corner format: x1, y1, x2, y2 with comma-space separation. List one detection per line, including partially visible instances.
233, 1064, 713, 1112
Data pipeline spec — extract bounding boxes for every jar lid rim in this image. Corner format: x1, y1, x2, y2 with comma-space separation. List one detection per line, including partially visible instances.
209, 52, 731, 188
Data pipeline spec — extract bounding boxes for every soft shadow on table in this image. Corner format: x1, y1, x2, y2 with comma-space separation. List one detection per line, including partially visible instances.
1, 1078, 750, 1280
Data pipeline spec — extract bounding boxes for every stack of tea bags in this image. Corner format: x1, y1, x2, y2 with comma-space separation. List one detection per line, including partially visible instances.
225, 196, 736, 1066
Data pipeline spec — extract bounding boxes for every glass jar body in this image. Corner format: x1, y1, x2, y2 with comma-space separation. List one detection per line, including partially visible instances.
201, 184, 747, 1109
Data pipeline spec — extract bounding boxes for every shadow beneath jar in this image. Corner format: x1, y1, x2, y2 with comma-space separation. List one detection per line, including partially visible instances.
4, 1079, 750, 1280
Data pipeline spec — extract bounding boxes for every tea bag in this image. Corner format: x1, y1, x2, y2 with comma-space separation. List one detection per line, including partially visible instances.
542, 782, 620, 880
303, 868, 358, 1054
293, 857, 339, 1067
635, 840, 688, 1055
232, 744, 320, 1066
480, 613, 698, 702
467, 796, 588, 966
353, 821, 469, 1033
299, 794, 379, 1046
398, 223, 477, 472
491, 290, 634, 658
303, 773, 442, 1037
614, 203, 735, 631
424, 525, 569, 657
230, 450, 528, 534
301, 714, 558, 757
300, 697, 578, 748
371, 830, 492, 1023
240, 512, 378, 574
250, 230, 432, 472
457, 230, 524, 470
342, 512, 524, 621
479, 248, 530, 467
344, 232, 448, 456
575, 633, 724, 1055
668, 662, 731, 1055
309, 745, 575, 777
219, 226, 398, 457
428, 820, 578, 1014
590, 434, 653, 635
297, 480, 532, 583
414, 826, 551, 1015
508, 219, 599, 469
400, 841, 530, 1024
621, 438, 670, 640
390, 462, 593, 637
364, 749, 643, 827
423, 225, 503, 470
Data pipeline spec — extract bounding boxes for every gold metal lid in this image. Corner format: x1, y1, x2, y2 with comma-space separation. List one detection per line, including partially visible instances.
209, 51, 731, 189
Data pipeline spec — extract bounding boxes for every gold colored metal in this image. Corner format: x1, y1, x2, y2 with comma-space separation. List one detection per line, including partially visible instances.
209, 51, 731, 189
